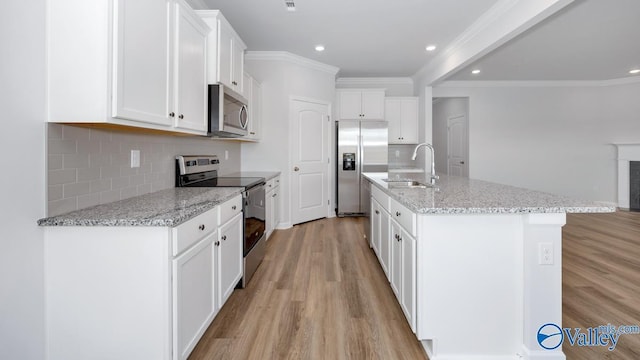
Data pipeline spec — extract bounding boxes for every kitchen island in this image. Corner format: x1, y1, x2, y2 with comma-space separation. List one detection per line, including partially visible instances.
364, 172, 614, 360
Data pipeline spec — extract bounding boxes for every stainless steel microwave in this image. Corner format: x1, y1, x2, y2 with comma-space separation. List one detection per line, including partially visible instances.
208, 84, 248, 138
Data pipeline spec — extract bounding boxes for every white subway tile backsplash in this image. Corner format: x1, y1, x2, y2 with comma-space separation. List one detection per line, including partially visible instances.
77, 193, 100, 210
63, 182, 91, 197
47, 124, 241, 216
49, 169, 76, 185
48, 155, 63, 170
63, 153, 90, 169
48, 185, 63, 201
48, 139, 77, 154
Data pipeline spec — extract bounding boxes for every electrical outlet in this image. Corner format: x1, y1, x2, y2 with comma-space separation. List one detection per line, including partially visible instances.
130, 150, 140, 168
538, 243, 553, 265
395, 150, 400, 158
224, 150, 229, 160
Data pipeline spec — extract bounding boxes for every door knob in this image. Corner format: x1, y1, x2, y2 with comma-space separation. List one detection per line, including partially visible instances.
294, 166, 299, 171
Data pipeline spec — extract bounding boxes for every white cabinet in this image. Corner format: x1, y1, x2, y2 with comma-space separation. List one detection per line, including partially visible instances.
243, 73, 262, 141
47, 0, 209, 135
386, 97, 419, 144
266, 176, 280, 239
112, 0, 171, 126
379, 203, 391, 279
371, 199, 381, 255
173, 231, 216, 360
198, 11, 246, 94
172, 0, 209, 133
217, 211, 243, 307
337, 89, 385, 120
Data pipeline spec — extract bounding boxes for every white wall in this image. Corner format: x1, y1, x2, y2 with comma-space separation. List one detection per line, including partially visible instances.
243, 54, 336, 227
0, 2, 46, 359
434, 81, 640, 203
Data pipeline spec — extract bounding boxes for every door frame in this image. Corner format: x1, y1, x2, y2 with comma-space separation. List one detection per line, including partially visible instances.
288, 95, 333, 225
432, 96, 470, 178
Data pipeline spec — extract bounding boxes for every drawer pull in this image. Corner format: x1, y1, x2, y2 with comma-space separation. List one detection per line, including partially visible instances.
232, 205, 237, 210
375, 210, 380, 214
198, 224, 205, 231
215, 241, 220, 247
396, 211, 401, 217
222, 235, 227, 241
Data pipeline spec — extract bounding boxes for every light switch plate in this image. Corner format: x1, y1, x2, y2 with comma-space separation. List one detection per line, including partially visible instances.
130, 150, 140, 168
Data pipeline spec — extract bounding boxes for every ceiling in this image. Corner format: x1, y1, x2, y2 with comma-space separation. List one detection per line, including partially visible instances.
192, 0, 640, 81
446, 0, 640, 81
194, 0, 500, 77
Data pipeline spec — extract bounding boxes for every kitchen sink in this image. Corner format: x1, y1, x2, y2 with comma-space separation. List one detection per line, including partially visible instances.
383, 180, 431, 188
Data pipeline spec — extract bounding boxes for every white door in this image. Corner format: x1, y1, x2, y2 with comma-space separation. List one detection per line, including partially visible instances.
291, 99, 330, 225
447, 114, 468, 177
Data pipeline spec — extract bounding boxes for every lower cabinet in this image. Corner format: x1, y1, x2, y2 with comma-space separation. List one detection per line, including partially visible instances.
371, 189, 416, 333
43, 195, 244, 360
173, 232, 216, 360
266, 176, 280, 239
217, 212, 243, 307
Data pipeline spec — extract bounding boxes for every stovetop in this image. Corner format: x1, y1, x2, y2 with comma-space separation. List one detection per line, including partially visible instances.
182, 176, 265, 189
175, 155, 265, 189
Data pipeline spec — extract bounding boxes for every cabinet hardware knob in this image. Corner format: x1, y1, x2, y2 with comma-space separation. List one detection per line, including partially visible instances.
398, 236, 402, 241
215, 241, 220, 246
273, 194, 277, 198
198, 224, 205, 231
178, 114, 184, 119
169, 112, 175, 117
396, 211, 401, 217
375, 210, 380, 214
232, 205, 237, 210
460, 161, 465, 164
222, 235, 227, 241
294, 166, 299, 171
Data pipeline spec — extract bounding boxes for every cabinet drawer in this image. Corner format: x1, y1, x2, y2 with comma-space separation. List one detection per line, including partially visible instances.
219, 195, 243, 225
266, 176, 281, 191
371, 184, 390, 212
172, 207, 218, 256
390, 197, 416, 237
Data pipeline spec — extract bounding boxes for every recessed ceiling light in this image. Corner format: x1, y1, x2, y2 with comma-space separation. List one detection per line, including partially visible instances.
315, 45, 325, 52
471, 69, 481, 75
630, 69, 640, 74
426, 45, 437, 52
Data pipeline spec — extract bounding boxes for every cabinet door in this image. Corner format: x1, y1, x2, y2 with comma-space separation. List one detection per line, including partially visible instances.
361, 90, 385, 119
217, 19, 233, 88
248, 78, 262, 140
371, 200, 381, 256
112, 0, 171, 126
173, 0, 208, 133
266, 188, 274, 239
173, 232, 216, 360
231, 36, 245, 92
338, 91, 364, 119
385, 98, 403, 143
217, 212, 243, 308
379, 208, 391, 279
400, 98, 419, 144
272, 184, 280, 231
390, 220, 402, 298
400, 229, 416, 332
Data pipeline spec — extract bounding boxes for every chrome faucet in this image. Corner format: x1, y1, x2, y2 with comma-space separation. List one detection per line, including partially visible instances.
411, 143, 438, 185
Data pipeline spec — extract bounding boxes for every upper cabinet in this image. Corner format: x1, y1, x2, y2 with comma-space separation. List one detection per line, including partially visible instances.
386, 97, 419, 144
243, 72, 262, 141
198, 11, 246, 94
47, 0, 210, 135
337, 89, 385, 120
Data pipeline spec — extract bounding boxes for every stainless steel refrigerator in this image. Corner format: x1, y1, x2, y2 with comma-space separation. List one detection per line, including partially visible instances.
336, 120, 388, 217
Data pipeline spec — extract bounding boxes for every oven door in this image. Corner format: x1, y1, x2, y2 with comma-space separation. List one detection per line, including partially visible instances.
243, 183, 266, 256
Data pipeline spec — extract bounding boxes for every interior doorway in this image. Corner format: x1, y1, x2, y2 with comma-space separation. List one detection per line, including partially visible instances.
432, 97, 469, 177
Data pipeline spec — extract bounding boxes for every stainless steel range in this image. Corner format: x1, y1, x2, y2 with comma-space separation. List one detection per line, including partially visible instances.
175, 155, 266, 287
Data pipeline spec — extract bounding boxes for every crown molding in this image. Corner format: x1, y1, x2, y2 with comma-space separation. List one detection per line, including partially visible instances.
185, 0, 208, 10
245, 51, 339, 76
437, 77, 640, 88
336, 77, 414, 86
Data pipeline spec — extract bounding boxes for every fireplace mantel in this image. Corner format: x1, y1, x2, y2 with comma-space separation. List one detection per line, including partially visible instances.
614, 143, 640, 209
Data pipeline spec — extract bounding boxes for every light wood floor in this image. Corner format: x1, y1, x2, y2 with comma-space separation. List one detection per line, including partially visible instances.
190, 211, 640, 360
189, 217, 428, 360
562, 211, 640, 360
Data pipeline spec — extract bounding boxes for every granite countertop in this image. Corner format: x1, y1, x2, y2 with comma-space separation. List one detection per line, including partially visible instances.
38, 187, 242, 227
364, 172, 616, 215
224, 171, 280, 180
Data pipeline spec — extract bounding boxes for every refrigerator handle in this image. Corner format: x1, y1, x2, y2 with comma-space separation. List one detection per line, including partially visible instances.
358, 134, 363, 179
